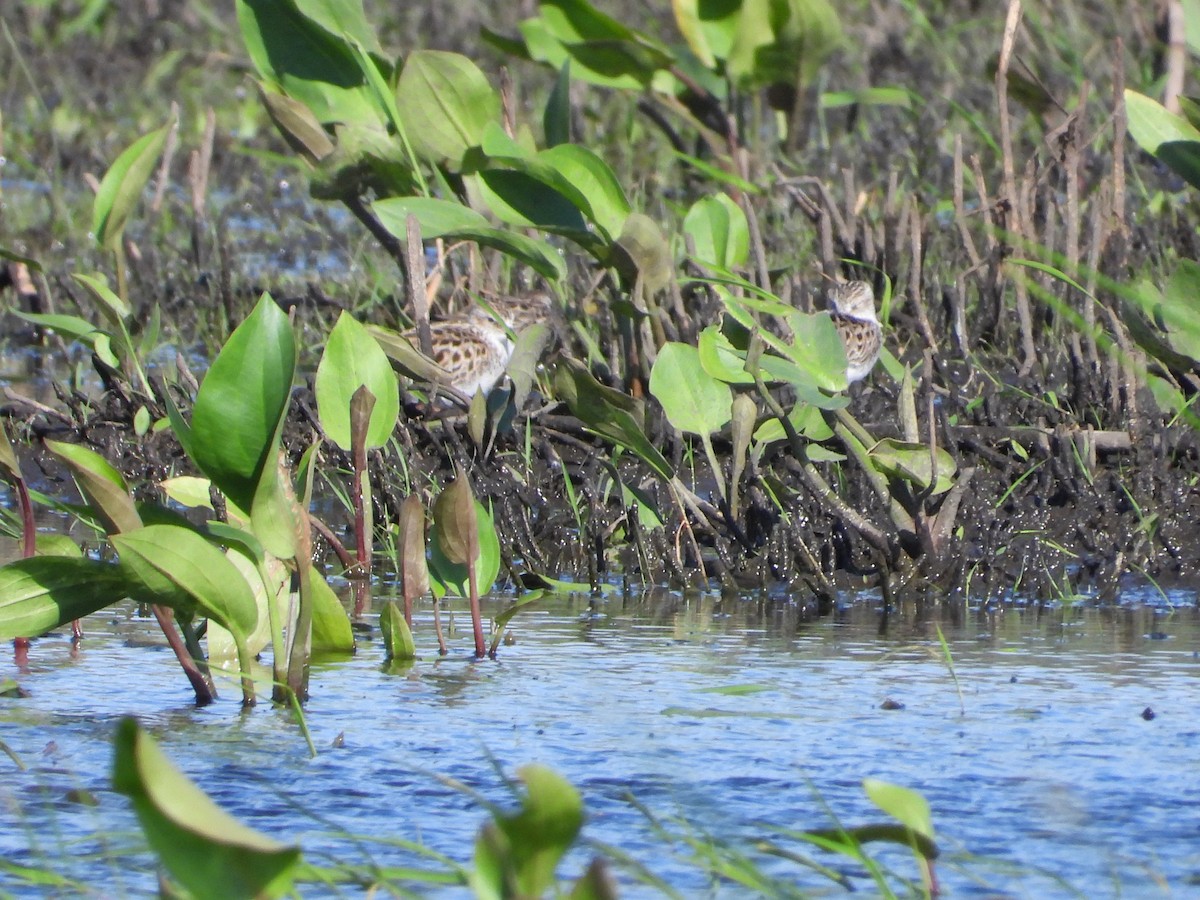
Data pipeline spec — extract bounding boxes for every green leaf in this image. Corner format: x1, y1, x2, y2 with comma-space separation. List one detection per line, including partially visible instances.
863, 778, 935, 841
726, 0, 842, 90
1125, 89, 1200, 191
672, 0, 742, 67
553, 357, 674, 481
539, 143, 630, 239
429, 500, 501, 600
159, 476, 214, 510
188, 294, 296, 513
92, 122, 171, 253
470, 764, 584, 899
113, 526, 259, 639
236, 0, 380, 127
308, 567, 355, 652
649, 342, 733, 437
372, 197, 567, 282
10, 311, 104, 346
113, 718, 301, 900
683, 193, 748, 269
396, 50, 499, 168
544, 59, 572, 147
315, 312, 399, 451
207, 550, 287, 665
867, 439, 958, 495
72, 272, 130, 324
379, 600, 416, 660
614, 213, 672, 293
780, 311, 850, 392
0, 557, 128, 640
292, 0, 380, 54
46, 440, 142, 535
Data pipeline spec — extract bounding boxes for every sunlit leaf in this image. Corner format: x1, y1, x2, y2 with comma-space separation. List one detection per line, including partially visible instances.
189, 294, 296, 513
315, 312, 399, 451
396, 50, 499, 168
1125, 89, 1200, 191
46, 440, 142, 535
470, 764, 584, 898
0, 557, 128, 640
113, 718, 301, 900
92, 121, 170, 253
308, 567, 354, 653
379, 600, 416, 660
864, 778, 935, 840
649, 342, 732, 437
683, 193, 748, 268
113, 525, 259, 639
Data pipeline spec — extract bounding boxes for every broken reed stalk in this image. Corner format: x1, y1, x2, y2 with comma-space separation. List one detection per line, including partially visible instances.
994, 0, 1037, 377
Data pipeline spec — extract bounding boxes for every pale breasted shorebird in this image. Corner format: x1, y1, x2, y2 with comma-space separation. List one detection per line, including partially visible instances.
827, 280, 882, 384
405, 293, 556, 398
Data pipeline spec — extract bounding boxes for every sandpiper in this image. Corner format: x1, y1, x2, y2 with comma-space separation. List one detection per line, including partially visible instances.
406, 293, 556, 398
827, 280, 882, 384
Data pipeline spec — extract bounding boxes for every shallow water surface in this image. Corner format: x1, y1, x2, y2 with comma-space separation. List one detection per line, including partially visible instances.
1, 587, 1198, 897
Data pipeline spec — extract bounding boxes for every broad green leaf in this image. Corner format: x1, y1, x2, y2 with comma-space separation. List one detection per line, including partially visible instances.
93, 122, 170, 253
372, 197, 567, 282
396, 50, 499, 167
539, 144, 630, 239
684, 193, 748, 269
249, 455, 301, 561
113, 526, 259, 639
751, 401, 833, 446
1125, 89, 1200, 191
649, 342, 732, 437
379, 600, 416, 660
236, 0, 380, 127
113, 718, 301, 900
189, 294, 296, 513
292, 0, 379, 54
780, 311, 850, 392
308, 567, 354, 652
429, 500, 501, 600
0, 557, 128, 640
864, 778, 935, 840
315, 312, 399, 451
46, 440, 142, 535
34, 535, 84, 558
1161, 260, 1200, 359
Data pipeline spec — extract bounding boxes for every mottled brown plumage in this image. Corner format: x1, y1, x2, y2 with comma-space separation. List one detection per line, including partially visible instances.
405, 293, 557, 397
828, 281, 882, 384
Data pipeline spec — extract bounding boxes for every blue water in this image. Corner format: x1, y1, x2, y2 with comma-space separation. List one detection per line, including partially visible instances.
1, 588, 1198, 897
